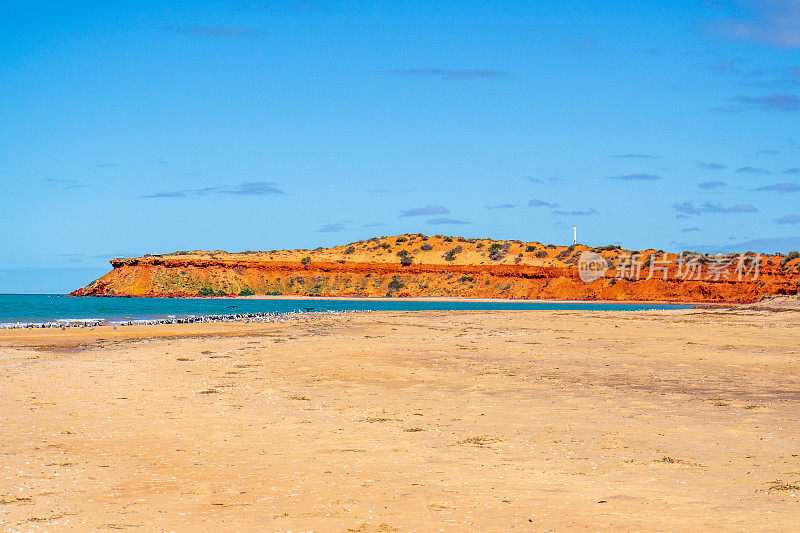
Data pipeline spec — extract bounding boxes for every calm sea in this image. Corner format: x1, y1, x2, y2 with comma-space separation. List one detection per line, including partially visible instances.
0, 294, 692, 324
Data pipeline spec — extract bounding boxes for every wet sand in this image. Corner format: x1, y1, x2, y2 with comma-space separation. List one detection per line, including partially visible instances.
1, 309, 799, 531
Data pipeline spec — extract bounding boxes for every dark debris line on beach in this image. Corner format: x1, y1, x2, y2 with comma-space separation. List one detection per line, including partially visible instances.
0, 310, 362, 330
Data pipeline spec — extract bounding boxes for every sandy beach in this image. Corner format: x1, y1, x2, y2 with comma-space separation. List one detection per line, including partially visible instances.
1, 309, 799, 531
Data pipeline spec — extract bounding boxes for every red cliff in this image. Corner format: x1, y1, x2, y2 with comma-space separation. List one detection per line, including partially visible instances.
70, 234, 800, 303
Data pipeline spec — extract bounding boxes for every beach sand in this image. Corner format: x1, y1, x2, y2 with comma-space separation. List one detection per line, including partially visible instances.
1, 309, 798, 531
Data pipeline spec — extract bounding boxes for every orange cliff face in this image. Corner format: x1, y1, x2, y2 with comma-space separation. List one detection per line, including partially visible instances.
69, 234, 800, 303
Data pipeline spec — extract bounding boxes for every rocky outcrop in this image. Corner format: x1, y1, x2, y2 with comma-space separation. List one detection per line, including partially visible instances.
70, 235, 800, 303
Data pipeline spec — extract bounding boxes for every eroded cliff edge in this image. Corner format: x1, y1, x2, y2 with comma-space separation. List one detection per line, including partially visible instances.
70, 234, 800, 303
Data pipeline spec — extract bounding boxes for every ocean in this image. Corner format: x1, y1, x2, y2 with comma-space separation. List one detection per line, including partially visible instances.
0, 294, 693, 325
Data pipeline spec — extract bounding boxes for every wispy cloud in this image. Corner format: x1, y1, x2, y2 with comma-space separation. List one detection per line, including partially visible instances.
528, 199, 556, 208
607, 173, 662, 181
786, 167, 800, 174
697, 161, 726, 170
142, 181, 284, 198
776, 214, 800, 223
40, 178, 78, 184
552, 208, 597, 216
681, 226, 701, 233
673, 201, 758, 214
485, 203, 517, 210
607, 154, 659, 159
736, 166, 771, 174
756, 182, 800, 192
699, 180, 727, 189
390, 68, 507, 80
524, 176, 560, 184
707, 60, 765, 78
39, 178, 87, 190
399, 205, 449, 217
169, 25, 261, 38
94, 162, 117, 168
427, 218, 471, 225
317, 223, 347, 233
219, 182, 283, 195
733, 94, 800, 111
707, 0, 800, 49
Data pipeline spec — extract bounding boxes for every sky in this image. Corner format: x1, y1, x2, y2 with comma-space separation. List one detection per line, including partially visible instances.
2, 0, 800, 293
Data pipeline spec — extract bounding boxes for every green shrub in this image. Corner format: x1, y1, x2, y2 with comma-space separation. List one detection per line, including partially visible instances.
239, 287, 255, 296
301, 256, 311, 266
556, 249, 571, 261
400, 255, 413, 266
444, 245, 463, 262
420, 243, 433, 251
198, 286, 214, 296
488, 243, 504, 261
388, 277, 404, 291
344, 246, 355, 254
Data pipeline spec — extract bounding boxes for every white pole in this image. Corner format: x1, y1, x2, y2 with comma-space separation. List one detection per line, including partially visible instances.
573, 226, 577, 245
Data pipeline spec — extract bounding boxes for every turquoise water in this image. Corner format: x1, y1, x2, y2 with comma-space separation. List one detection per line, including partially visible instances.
0, 294, 692, 324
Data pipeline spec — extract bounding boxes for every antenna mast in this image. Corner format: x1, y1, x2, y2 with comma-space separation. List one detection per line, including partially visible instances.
572, 226, 577, 245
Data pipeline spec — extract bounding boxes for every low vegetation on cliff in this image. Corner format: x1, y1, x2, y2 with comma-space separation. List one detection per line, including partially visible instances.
70, 234, 800, 303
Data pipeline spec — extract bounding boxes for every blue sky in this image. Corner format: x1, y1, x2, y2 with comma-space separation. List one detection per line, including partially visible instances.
2, 0, 800, 293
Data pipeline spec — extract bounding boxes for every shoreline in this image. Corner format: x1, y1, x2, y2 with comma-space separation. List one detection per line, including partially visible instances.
232, 294, 718, 305
0, 296, 709, 329
55, 292, 730, 305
